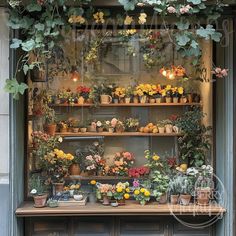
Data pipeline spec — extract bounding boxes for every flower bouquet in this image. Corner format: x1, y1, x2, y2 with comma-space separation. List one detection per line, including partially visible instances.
96, 183, 114, 205
113, 182, 130, 205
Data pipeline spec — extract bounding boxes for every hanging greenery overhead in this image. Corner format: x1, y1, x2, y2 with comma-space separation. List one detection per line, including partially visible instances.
4, 0, 228, 99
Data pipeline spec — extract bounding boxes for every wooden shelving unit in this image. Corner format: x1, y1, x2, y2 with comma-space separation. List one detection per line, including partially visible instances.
51, 102, 202, 108
56, 132, 183, 137
65, 176, 138, 181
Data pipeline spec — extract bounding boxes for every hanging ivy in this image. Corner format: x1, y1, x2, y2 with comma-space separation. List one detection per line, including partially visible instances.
5, 0, 228, 99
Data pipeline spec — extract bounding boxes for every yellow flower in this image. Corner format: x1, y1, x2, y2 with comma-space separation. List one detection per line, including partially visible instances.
140, 188, 145, 193
124, 15, 133, 25
90, 180, 96, 185
93, 11, 105, 24
124, 193, 130, 199
117, 187, 123, 193
138, 13, 147, 25
166, 85, 172, 90
178, 87, 184, 95
134, 189, 140, 195
152, 155, 160, 161
125, 188, 130, 193
144, 190, 150, 197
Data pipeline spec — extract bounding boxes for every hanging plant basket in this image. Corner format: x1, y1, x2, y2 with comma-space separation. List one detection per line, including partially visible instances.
30, 64, 48, 82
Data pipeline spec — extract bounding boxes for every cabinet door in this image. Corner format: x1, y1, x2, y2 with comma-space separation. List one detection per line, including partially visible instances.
72, 217, 113, 236
118, 217, 166, 236
26, 218, 69, 236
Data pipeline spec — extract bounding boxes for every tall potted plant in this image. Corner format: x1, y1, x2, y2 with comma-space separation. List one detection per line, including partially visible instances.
178, 175, 194, 206
44, 105, 57, 136
168, 177, 181, 204
29, 175, 47, 208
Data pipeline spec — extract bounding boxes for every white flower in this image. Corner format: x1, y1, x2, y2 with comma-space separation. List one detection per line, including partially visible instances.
86, 155, 94, 161
167, 6, 176, 14
201, 165, 206, 170
96, 121, 102, 127
138, 13, 147, 25
93, 141, 99, 146
105, 121, 110, 125
58, 137, 63, 143
30, 189, 37, 195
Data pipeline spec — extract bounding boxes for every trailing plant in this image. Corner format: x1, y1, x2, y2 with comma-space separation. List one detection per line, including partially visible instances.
175, 107, 211, 167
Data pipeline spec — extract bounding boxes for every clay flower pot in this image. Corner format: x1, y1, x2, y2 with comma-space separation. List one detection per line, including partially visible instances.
108, 127, 114, 133
173, 97, 179, 103
97, 127, 104, 133
165, 124, 173, 133
69, 163, 81, 175
80, 128, 87, 133
33, 194, 47, 208
149, 98, 156, 104
102, 195, 110, 205
140, 95, 147, 104
156, 97, 162, 103
165, 97, 172, 103
133, 96, 139, 104
53, 182, 65, 194
159, 193, 167, 204
170, 195, 179, 205
158, 127, 165, 134
197, 188, 211, 206
179, 194, 191, 206
45, 124, 57, 136
187, 94, 193, 103
72, 128, 79, 133
78, 96, 85, 104
125, 97, 131, 104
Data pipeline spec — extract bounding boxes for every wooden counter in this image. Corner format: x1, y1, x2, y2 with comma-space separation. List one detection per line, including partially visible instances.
16, 201, 226, 217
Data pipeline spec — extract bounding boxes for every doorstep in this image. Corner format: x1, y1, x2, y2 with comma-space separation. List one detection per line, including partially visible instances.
15, 201, 226, 217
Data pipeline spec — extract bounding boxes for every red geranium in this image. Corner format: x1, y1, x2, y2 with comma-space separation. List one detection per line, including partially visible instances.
76, 86, 91, 99
128, 166, 150, 178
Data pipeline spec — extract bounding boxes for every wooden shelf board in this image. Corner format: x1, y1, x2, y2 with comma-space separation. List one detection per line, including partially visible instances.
16, 201, 226, 217
65, 176, 138, 181
51, 103, 201, 108
56, 132, 183, 137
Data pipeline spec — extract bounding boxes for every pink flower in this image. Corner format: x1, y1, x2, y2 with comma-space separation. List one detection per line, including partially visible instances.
167, 6, 176, 14
111, 118, 118, 127
180, 5, 192, 14
133, 179, 140, 188
212, 67, 228, 78
221, 69, 228, 77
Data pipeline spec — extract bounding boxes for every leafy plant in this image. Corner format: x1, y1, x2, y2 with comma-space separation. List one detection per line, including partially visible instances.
29, 175, 47, 196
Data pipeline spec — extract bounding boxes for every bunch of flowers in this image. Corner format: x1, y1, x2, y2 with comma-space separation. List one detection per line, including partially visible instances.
172, 86, 184, 97
64, 183, 81, 191
160, 65, 186, 80
111, 151, 135, 176
124, 118, 140, 131
68, 15, 86, 24
58, 88, 72, 103
133, 187, 151, 205
96, 183, 114, 199
114, 87, 126, 99
128, 166, 150, 178
212, 67, 228, 78
84, 154, 106, 174
113, 182, 130, 201
76, 86, 91, 100
133, 83, 156, 97
93, 11, 105, 24
144, 150, 162, 171
42, 149, 74, 183
161, 85, 172, 97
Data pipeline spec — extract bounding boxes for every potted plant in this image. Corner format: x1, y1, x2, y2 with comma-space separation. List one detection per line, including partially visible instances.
195, 165, 214, 206
77, 85, 91, 104
69, 154, 82, 176
114, 87, 126, 103
104, 120, 113, 133
115, 120, 125, 133
79, 121, 88, 133
178, 175, 194, 206
113, 182, 130, 205
124, 86, 133, 104
58, 89, 71, 104
44, 105, 57, 136
29, 175, 47, 208
164, 85, 173, 103
125, 118, 140, 132
96, 120, 104, 132
41, 149, 74, 194
168, 177, 181, 204
96, 183, 114, 205
163, 119, 173, 133
133, 187, 151, 206
71, 119, 80, 133
88, 180, 97, 204
87, 120, 97, 132
157, 122, 165, 134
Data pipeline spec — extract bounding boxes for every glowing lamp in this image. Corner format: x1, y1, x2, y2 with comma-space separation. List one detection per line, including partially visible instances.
70, 66, 80, 82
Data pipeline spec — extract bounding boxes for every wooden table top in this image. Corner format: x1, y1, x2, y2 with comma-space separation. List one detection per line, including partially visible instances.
15, 201, 226, 217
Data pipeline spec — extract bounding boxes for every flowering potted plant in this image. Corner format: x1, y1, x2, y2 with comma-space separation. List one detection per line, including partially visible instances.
124, 86, 133, 104
162, 119, 173, 133
113, 182, 130, 205
29, 175, 47, 208
103, 120, 113, 133
195, 165, 214, 206
58, 89, 71, 104
77, 86, 91, 104
58, 121, 68, 133
147, 85, 158, 103
115, 119, 125, 133
157, 121, 165, 133
163, 85, 173, 103
41, 149, 74, 194
124, 118, 140, 132
88, 180, 97, 204
128, 166, 150, 178
133, 187, 151, 206
87, 120, 97, 132
114, 87, 126, 103
172, 87, 184, 103
96, 120, 104, 132
144, 150, 162, 171
96, 183, 114, 205
84, 154, 107, 176
111, 151, 135, 176
154, 84, 163, 103
134, 84, 153, 103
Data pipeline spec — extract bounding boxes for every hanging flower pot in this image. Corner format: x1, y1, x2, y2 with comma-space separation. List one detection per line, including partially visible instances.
33, 194, 48, 208
30, 65, 48, 82
69, 163, 81, 175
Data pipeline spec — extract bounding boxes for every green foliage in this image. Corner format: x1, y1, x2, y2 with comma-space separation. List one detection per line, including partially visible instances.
118, 0, 138, 11
4, 78, 28, 100
196, 25, 222, 42
29, 175, 47, 196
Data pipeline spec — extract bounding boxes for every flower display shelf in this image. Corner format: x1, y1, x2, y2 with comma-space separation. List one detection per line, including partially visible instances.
56, 132, 183, 137
51, 103, 202, 107
16, 201, 226, 217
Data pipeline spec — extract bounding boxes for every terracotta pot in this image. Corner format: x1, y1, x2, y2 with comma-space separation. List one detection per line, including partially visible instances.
156, 98, 162, 104
197, 188, 211, 206
119, 98, 125, 104
33, 194, 47, 208
116, 126, 125, 133
180, 97, 187, 103
72, 128, 79, 133
133, 96, 139, 104
187, 94, 193, 103
158, 127, 165, 134
69, 164, 81, 175
102, 195, 110, 205
45, 124, 57, 136
173, 97, 179, 103
100, 95, 112, 104
78, 96, 85, 104
80, 128, 87, 133
108, 127, 114, 133
165, 97, 172, 103
60, 127, 67, 133
165, 124, 173, 133
149, 98, 156, 104
53, 182, 65, 194
87, 126, 97, 132
159, 193, 167, 204
170, 195, 179, 205
86, 98, 93, 104
179, 194, 191, 206
125, 97, 131, 104
97, 127, 104, 132
140, 95, 147, 104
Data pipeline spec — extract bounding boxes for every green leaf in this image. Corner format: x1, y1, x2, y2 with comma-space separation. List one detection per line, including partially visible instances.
175, 33, 191, 46
176, 20, 190, 30
10, 38, 22, 49
23, 65, 29, 75
187, 0, 202, 4
26, 3, 42, 12
196, 25, 222, 42
21, 39, 36, 52
118, 0, 138, 11
35, 23, 45, 31
190, 40, 198, 49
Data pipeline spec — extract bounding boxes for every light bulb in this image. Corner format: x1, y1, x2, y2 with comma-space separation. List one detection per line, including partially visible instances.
162, 70, 167, 77
167, 73, 175, 80
70, 66, 80, 82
